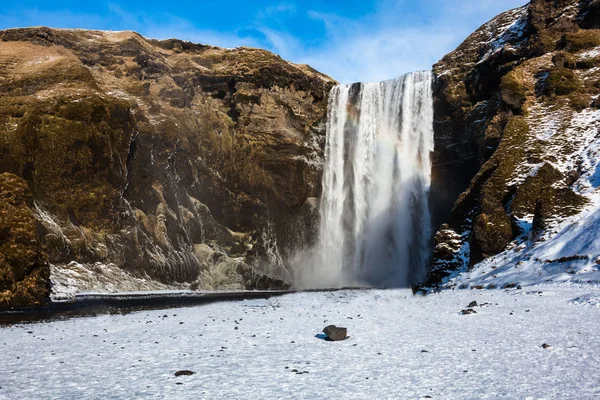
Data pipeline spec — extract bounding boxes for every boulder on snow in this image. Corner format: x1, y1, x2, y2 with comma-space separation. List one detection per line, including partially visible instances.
411, 284, 428, 295
460, 309, 477, 315
174, 370, 195, 377
323, 325, 348, 341
468, 301, 478, 308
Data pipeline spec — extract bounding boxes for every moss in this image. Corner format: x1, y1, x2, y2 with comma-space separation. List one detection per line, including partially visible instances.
0, 94, 136, 233
534, 32, 559, 54
445, 81, 470, 107
552, 52, 577, 69
0, 59, 97, 96
500, 70, 527, 111
569, 93, 592, 110
546, 68, 582, 96
511, 163, 563, 217
559, 30, 600, 53
33, 107, 132, 229
473, 211, 513, 257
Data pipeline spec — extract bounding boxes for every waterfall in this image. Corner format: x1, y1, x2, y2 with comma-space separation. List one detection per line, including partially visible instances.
308, 71, 434, 288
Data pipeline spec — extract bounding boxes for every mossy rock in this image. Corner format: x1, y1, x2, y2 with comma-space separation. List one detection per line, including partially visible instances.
569, 93, 592, 110
511, 164, 561, 217
559, 30, 600, 52
468, 116, 529, 263
429, 0, 595, 286
512, 162, 586, 231
0, 28, 335, 291
545, 68, 581, 96
552, 52, 577, 69
472, 211, 513, 260
533, 32, 559, 55
500, 70, 527, 111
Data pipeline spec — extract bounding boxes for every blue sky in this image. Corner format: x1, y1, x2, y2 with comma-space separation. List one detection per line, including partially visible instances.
0, 0, 527, 83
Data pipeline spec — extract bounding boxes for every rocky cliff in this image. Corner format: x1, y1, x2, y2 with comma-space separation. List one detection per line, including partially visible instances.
3, 1, 599, 307
0, 27, 335, 308
428, 0, 600, 286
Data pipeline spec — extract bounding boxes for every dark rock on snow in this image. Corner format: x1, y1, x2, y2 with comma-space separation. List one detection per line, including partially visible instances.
174, 370, 195, 377
323, 325, 348, 341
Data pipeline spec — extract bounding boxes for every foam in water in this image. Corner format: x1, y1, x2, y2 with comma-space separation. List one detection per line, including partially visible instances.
303, 71, 434, 288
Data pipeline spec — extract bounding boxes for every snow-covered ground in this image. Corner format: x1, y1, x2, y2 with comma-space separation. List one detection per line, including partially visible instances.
1, 286, 599, 399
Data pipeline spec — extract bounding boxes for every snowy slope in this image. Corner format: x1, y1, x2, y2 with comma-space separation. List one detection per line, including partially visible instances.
447, 198, 600, 289
1, 287, 599, 399
445, 93, 600, 290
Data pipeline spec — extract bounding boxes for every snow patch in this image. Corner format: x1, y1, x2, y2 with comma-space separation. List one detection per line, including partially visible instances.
578, 47, 600, 60
476, 6, 529, 65
570, 293, 600, 307
447, 196, 600, 289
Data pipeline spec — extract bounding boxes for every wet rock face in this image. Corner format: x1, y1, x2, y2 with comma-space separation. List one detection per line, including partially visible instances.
0, 173, 50, 308
428, 0, 597, 285
0, 27, 335, 306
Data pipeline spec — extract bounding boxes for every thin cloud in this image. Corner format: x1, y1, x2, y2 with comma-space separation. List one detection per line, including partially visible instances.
258, 4, 297, 18
298, 0, 527, 83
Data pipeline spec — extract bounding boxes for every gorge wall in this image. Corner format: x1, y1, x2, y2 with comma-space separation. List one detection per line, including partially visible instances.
428, 0, 600, 286
0, 27, 335, 308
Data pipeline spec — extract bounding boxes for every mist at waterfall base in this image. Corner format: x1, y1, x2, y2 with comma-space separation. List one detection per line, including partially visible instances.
297, 71, 434, 289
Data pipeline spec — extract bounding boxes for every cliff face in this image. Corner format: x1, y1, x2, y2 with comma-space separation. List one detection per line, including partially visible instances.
429, 0, 600, 286
0, 173, 50, 308
0, 27, 335, 306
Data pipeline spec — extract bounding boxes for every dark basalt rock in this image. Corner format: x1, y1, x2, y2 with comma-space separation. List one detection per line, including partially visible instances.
236, 263, 291, 291
174, 370, 195, 377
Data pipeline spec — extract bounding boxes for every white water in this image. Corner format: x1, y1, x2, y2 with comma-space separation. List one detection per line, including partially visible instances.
305, 71, 434, 288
